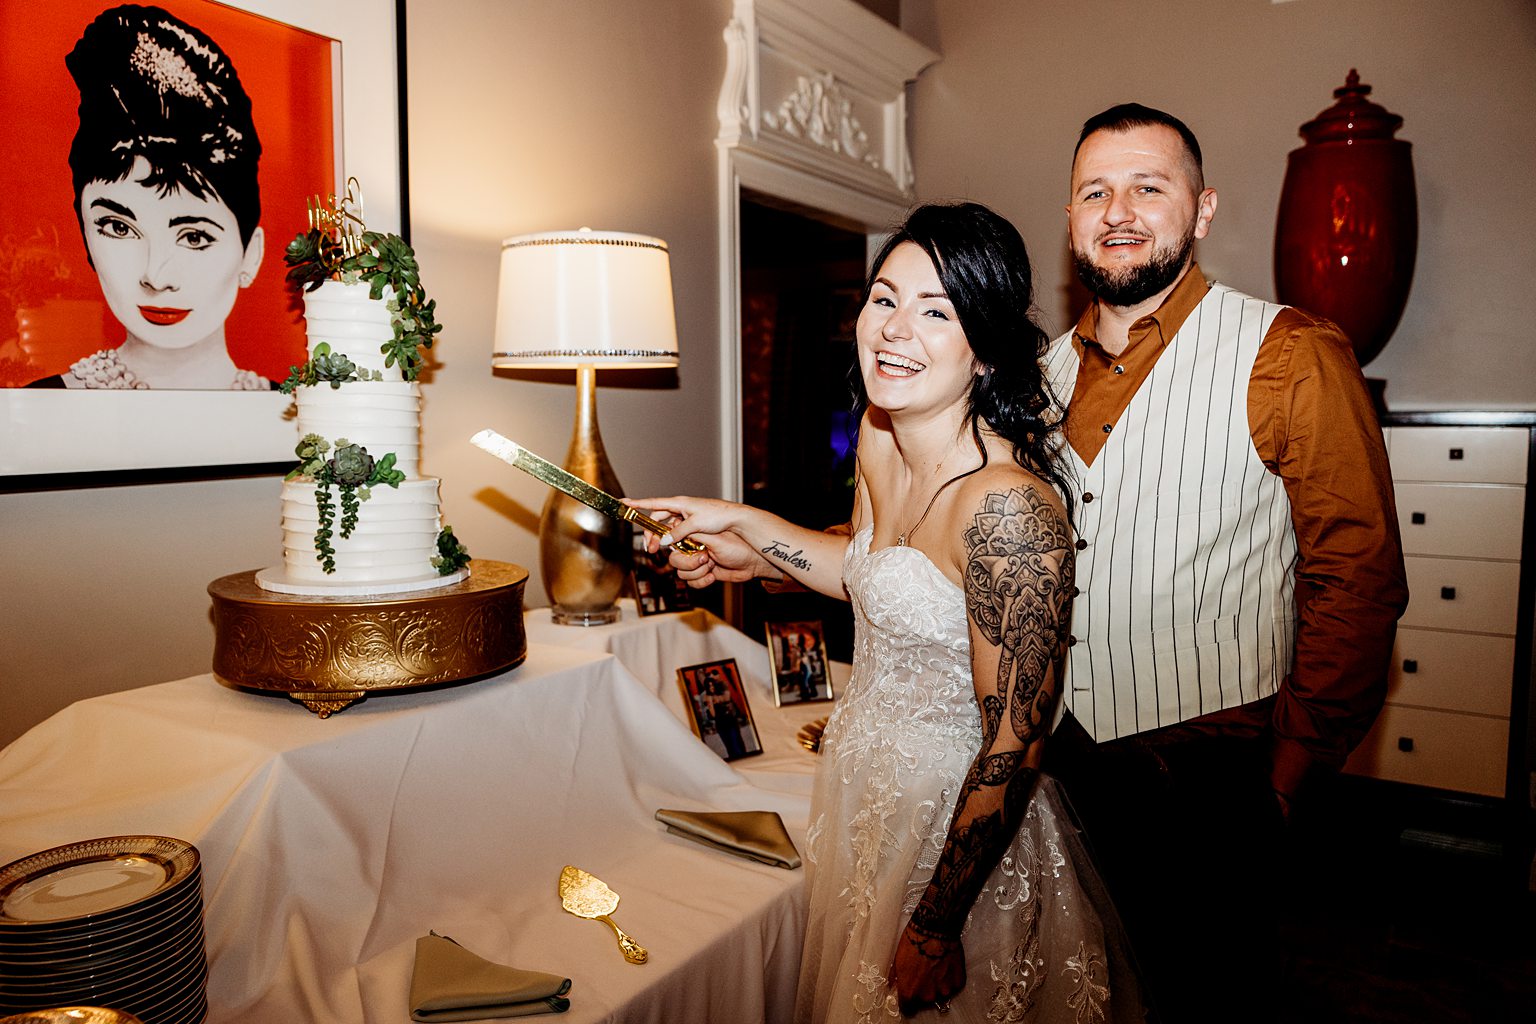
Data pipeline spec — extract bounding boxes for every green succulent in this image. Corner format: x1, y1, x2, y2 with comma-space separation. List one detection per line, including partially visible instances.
286, 433, 331, 480
327, 442, 375, 487
278, 342, 383, 395
431, 525, 472, 575
312, 347, 359, 389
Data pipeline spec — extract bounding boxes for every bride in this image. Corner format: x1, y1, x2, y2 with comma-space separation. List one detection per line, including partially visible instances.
633, 202, 1143, 1022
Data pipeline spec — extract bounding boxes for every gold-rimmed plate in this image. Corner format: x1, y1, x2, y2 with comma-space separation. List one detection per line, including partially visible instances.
0, 838, 199, 929
0, 870, 202, 958
0, 1009, 144, 1024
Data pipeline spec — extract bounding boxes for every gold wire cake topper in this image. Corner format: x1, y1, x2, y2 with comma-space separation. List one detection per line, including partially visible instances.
306, 177, 367, 257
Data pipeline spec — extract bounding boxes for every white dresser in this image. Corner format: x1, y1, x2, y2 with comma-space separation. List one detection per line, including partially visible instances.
1345, 414, 1536, 805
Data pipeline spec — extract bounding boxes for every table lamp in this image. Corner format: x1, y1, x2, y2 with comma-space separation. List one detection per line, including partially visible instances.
492, 228, 680, 625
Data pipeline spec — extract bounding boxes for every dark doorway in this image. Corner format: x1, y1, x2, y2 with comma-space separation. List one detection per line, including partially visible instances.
732, 192, 867, 663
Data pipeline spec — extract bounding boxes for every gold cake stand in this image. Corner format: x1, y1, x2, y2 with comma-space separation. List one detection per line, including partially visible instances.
209, 560, 529, 717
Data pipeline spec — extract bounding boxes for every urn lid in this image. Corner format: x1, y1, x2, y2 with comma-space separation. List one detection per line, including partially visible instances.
1298, 69, 1404, 143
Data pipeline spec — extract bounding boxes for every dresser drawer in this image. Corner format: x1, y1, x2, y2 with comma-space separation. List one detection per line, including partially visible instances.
1401, 556, 1521, 634
1345, 704, 1507, 797
1386, 426, 1527, 484
1395, 482, 1525, 559
1388, 628, 1515, 716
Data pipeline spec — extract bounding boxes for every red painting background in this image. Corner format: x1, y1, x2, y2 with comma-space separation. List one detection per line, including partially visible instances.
0, 0, 335, 386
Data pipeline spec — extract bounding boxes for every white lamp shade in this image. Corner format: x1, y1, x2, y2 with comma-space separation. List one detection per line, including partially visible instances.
492, 229, 680, 369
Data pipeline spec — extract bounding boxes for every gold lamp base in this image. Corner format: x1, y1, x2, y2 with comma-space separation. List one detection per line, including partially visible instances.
208, 560, 530, 716
541, 365, 629, 626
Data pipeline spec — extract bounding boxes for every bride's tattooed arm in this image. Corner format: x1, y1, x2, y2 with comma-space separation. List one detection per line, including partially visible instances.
904, 485, 1075, 952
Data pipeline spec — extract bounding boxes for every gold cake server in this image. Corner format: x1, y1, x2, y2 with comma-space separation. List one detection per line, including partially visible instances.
470, 430, 705, 555
558, 864, 648, 964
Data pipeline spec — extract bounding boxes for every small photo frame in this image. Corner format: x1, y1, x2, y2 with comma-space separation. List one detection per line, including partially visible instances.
677, 659, 762, 762
765, 621, 835, 707
630, 529, 693, 617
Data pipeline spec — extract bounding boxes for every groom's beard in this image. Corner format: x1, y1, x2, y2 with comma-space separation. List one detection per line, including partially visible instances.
1072, 229, 1194, 308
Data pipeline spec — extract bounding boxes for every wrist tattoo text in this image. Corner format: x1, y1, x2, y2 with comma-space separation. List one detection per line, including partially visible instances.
762, 540, 812, 572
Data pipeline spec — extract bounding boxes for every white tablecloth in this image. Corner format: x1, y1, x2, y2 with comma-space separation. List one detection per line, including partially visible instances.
524, 602, 840, 794
0, 607, 833, 1023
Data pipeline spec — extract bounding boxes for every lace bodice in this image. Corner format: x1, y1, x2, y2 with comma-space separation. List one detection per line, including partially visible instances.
828, 525, 979, 756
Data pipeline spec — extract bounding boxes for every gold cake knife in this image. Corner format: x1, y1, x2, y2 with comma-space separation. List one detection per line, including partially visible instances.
470, 429, 706, 555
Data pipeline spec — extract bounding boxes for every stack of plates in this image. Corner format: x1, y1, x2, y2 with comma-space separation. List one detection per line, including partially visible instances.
0, 838, 206, 1024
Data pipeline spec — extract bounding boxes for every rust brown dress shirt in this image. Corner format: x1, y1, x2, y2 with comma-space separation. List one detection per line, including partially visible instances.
1061, 265, 1410, 803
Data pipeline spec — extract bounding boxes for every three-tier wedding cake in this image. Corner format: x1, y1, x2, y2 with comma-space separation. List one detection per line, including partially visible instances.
254, 225, 469, 596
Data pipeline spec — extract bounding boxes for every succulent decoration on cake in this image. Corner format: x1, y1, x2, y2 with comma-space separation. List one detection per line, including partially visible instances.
280, 342, 382, 391
286, 433, 406, 574
432, 526, 473, 576
279, 230, 442, 391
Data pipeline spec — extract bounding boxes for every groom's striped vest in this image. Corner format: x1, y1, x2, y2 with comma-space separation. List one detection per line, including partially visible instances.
1044, 283, 1297, 741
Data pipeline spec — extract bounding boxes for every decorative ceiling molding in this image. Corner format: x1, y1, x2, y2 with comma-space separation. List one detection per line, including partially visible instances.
717, 0, 939, 204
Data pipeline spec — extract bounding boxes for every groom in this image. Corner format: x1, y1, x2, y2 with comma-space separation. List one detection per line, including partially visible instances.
1039, 103, 1408, 1022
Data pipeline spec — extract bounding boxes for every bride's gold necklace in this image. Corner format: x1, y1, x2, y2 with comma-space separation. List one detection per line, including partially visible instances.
896, 461, 968, 547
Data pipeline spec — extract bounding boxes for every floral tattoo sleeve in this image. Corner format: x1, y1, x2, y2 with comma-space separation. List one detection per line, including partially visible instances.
907, 486, 1075, 944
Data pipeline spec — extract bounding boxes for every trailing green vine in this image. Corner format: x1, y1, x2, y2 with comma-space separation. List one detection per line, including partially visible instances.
282, 228, 443, 384
286, 433, 406, 574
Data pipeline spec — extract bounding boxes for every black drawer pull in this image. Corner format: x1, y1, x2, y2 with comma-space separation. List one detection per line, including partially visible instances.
1410, 511, 1426, 525
1441, 586, 1457, 600
1397, 737, 1414, 753
1448, 447, 1464, 460
1402, 659, 1418, 673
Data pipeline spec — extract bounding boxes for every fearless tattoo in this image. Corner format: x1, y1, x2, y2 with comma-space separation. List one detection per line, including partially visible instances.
909, 487, 1075, 940
762, 540, 812, 572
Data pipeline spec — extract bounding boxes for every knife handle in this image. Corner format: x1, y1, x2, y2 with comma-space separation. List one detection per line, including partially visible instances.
624, 507, 707, 556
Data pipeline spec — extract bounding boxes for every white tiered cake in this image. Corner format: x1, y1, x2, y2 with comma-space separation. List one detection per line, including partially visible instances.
255, 280, 467, 596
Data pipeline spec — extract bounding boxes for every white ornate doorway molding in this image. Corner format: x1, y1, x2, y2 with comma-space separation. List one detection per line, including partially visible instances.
715, 0, 938, 499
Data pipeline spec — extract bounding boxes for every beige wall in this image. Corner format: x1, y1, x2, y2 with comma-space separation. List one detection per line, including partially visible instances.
4, 0, 1531, 746
904, 0, 1536, 411
0, 0, 730, 748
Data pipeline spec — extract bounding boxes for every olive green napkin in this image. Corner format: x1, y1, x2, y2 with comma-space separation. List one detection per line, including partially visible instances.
409, 932, 571, 1021
654, 808, 802, 869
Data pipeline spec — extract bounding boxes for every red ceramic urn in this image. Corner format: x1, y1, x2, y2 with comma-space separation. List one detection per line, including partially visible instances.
1274, 70, 1417, 370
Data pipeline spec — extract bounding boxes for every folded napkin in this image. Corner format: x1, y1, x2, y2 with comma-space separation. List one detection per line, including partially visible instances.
409, 932, 571, 1021
654, 808, 802, 869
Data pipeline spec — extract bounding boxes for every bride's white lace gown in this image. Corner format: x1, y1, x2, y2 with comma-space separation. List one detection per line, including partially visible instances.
795, 527, 1144, 1023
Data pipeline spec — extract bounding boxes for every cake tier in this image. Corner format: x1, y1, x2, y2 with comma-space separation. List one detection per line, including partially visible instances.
295, 381, 421, 478
271, 477, 448, 588
303, 279, 402, 379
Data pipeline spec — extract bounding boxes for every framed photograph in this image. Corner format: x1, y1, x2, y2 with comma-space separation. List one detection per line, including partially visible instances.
677, 659, 762, 762
765, 620, 835, 707
0, 0, 404, 479
629, 529, 693, 617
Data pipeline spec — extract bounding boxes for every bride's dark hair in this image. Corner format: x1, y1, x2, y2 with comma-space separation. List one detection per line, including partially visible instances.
852, 201, 1074, 521
66, 4, 262, 248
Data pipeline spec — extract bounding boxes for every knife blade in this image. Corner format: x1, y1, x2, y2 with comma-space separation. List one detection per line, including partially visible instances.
470, 429, 706, 555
